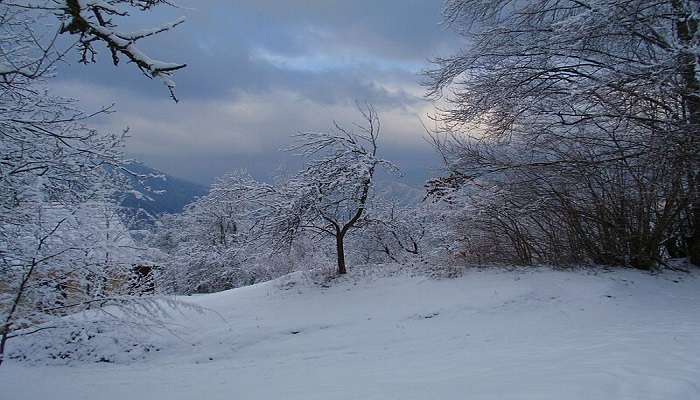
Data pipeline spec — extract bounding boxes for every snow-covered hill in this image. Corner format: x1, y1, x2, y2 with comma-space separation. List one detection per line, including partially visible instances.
3, 268, 700, 399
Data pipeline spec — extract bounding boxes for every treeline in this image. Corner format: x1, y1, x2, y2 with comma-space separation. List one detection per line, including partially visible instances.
149, 1, 699, 297
148, 106, 453, 294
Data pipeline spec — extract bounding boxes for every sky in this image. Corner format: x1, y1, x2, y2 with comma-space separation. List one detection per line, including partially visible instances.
51, 1, 461, 186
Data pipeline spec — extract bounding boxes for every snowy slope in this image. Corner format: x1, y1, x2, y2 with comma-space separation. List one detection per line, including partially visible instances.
3, 268, 700, 399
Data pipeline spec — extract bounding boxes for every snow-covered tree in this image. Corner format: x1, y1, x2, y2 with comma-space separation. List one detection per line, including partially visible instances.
1, 0, 186, 99
425, 0, 700, 268
151, 171, 255, 293
260, 105, 393, 275
351, 198, 432, 265
149, 171, 333, 294
0, 2, 187, 364
156, 106, 394, 280
0, 173, 160, 364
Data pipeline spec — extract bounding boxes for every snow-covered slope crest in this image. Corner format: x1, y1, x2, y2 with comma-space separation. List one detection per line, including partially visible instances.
3, 267, 700, 400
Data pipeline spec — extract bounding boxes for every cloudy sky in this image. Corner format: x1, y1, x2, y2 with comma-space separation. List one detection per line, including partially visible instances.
52, 1, 461, 186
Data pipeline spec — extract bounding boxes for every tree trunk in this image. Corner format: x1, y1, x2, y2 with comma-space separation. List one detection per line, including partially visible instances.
673, 0, 700, 265
689, 200, 700, 266
0, 327, 9, 367
335, 233, 347, 275
0, 258, 37, 366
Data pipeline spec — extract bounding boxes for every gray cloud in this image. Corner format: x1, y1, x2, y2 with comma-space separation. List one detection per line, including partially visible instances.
49, 1, 456, 185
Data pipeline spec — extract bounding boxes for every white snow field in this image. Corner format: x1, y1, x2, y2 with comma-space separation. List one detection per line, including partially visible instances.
2, 267, 700, 400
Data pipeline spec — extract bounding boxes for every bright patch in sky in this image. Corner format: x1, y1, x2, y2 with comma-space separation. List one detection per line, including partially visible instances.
251, 47, 425, 73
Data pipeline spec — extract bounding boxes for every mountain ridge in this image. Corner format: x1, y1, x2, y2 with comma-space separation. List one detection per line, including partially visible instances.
120, 162, 208, 224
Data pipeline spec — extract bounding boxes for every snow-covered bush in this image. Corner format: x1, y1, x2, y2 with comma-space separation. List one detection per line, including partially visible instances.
348, 198, 451, 267
150, 171, 335, 294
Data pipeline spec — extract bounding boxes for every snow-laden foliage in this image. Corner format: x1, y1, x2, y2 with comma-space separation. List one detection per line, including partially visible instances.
0, 0, 186, 99
425, 0, 700, 269
237, 105, 396, 276
149, 171, 334, 294
0, 134, 166, 364
150, 106, 412, 294
1, 4, 188, 365
348, 197, 451, 267
5, 294, 194, 365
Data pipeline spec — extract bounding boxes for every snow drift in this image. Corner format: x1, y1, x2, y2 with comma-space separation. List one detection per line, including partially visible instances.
2, 267, 699, 400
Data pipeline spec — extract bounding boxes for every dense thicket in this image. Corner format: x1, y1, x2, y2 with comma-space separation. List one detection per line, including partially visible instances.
425, 0, 699, 269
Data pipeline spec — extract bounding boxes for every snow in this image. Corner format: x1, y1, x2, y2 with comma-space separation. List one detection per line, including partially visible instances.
2, 267, 700, 399
0, 63, 14, 74
127, 189, 153, 201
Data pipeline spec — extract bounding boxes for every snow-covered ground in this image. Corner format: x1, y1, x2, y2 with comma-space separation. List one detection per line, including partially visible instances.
3, 267, 700, 399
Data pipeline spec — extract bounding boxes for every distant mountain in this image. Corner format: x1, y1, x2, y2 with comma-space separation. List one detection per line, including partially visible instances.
119, 162, 207, 225
375, 179, 425, 206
